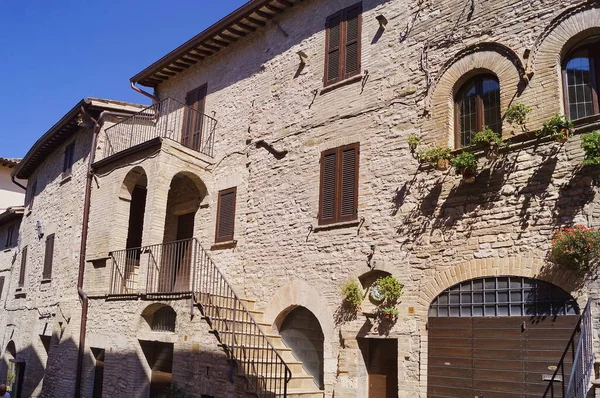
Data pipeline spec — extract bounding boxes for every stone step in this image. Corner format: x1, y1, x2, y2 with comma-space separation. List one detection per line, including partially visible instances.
212, 329, 284, 348
196, 292, 257, 311
220, 343, 296, 362
202, 306, 265, 323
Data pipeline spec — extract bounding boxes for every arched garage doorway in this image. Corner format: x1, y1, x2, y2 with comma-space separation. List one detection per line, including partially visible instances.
427, 276, 579, 398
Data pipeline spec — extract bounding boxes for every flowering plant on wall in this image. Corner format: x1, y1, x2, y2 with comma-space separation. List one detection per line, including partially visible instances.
550, 225, 600, 274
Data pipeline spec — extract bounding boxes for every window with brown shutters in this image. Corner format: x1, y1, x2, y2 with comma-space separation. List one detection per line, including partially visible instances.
18, 246, 27, 288
0, 276, 5, 299
183, 84, 208, 152
63, 141, 75, 177
27, 180, 37, 210
43, 234, 55, 280
215, 187, 237, 243
324, 3, 362, 86
5, 225, 14, 248
319, 143, 359, 225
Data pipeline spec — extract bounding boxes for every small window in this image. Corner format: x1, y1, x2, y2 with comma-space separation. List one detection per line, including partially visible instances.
215, 187, 237, 243
563, 38, 600, 120
0, 276, 5, 299
319, 143, 359, 225
43, 234, 55, 280
151, 307, 176, 332
27, 180, 37, 210
63, 142, 75, 177
5, 225, 14, 248
455, 75, 501, 148
18, 246, 27, 288
324, 3, 362, 86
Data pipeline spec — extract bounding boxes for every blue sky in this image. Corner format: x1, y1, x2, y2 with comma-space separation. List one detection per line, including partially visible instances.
0, 0, 247, 158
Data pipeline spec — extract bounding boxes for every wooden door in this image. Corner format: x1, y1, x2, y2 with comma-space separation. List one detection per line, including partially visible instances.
140, 341, 174, 398
369, 374, 387, 398
183, 85, 207, 151
172, 213, 194, 291
428, 316, 580, 398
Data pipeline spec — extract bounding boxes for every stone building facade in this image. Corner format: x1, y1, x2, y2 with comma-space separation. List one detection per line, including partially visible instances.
7, 0, 600, 397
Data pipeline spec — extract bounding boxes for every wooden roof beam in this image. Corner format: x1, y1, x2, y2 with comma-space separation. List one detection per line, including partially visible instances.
246, 16, 267, 26
210, 38, 230, 47
227, 26, 248, 37
237, 21, 257, 32
173, 61, 192, 68
255, 9, 274, 19
218, 32, 238, 42
186, 52, 205, 61
276, 0, 293, 7
200, 43, 220, 52
265, 3, 285, 13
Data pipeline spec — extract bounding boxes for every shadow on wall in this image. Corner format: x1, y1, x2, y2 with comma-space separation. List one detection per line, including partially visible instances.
0, 330, 245, 398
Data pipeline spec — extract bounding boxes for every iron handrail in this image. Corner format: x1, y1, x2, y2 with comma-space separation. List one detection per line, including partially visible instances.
102, 97, 218, 160
543, 298, 593, 398
108, 238, 291, 397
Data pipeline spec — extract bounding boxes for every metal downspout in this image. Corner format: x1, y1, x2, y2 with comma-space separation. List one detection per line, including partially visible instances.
74, 108, 131, 397
130, 81, 158, 102
11, 174, 26, 191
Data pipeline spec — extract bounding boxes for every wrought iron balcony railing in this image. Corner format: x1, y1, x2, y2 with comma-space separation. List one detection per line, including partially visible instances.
102, 97, 217, 160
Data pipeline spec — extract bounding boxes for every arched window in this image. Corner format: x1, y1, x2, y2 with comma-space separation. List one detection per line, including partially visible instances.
563, 38, 600, 120
455, 75, 501, 148
151, 306, 176, 332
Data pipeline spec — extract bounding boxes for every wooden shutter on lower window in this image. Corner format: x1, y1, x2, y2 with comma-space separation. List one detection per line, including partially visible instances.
343, 4, 362, 79
325, 12, 342, 85
215, 187, 237, 243
43, 234, 55, 279
340, 143, 359, 221
19, 246, 27, 287
319, 149, 338, 224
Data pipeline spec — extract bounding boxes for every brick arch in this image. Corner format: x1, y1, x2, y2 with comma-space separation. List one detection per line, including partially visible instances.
417, 257, 584, 321
425, 44, 523, 147
528, 2, 600, 124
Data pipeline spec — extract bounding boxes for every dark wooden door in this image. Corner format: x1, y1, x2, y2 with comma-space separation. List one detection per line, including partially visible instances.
183, 85, 207, 151
173, 213, 194, 291
141, 341, 174, 398
428, 316, 579, 398
369, 374, 387, 398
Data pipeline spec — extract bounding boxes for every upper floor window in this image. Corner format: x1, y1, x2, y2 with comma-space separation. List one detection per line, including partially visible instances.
5, 225, 14, 248
455, 75, 501, 148
324, 3, 362, 86
563, 38, 600, 120
27, 180, 37, 211
319, 143, 359, 225
18, 246, 27, 288
63, 141, 75, 177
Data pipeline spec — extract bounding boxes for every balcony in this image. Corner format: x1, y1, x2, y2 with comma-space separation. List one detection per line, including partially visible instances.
101, 97, 217, 161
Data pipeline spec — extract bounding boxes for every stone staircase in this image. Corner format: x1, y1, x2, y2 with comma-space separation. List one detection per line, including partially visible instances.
196, 293, 324, 398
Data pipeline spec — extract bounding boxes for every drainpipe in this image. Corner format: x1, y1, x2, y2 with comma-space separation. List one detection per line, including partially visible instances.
10, 174, 26, 191
74, 107, 132, 398
130, 81, 158, 102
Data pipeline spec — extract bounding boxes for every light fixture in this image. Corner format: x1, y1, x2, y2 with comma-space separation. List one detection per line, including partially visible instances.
376, 15, 388, 29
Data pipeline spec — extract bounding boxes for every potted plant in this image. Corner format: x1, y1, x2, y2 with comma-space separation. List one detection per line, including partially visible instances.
472, 127, 505, 160
341, 281, 363, 309
407, 134, 421, 153
537, 114, 574, 143
418, 146, 453, 171
451, 151, 478, 183
378, 306, 400, 320
505, 103, 531, 133
581, 131, 600, 166
550, 225, 600, 275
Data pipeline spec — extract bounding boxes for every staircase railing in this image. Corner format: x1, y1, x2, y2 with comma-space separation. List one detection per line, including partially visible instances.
544, 299, 593, 398
108, 238, 291, 397
195, 240, 292, 397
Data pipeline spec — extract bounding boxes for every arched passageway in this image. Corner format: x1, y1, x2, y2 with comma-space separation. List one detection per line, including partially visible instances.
279, 306, 325, 389
427, 276, 579, 397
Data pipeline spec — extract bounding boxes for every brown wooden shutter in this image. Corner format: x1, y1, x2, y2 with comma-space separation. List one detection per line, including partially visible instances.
43, 234, 55, 279
340, 143, 359, 221
343, 4, 362, 79
319, 149, 338, 224
28, 180, 37, 210
63, 142, 75, 176
325, 12, 342, 85
18, 246, 27, 287
184, 85, 208, 151
215, 187, 237, 243
0, 276, 5, 299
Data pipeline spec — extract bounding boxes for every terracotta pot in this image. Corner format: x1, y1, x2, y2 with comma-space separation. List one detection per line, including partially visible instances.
462, 169, 476, 183
555, 128, 571, 143
435, 158, 449, 171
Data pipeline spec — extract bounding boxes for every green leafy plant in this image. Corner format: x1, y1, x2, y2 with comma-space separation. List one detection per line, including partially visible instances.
378, 307, 400, 316
505, 103, 531, 129
537, 114, 574, 142
550, 225, 600, 274
407, 134, 421, 152
417, 146, 453, 170
450, 151, 477, 182
472, 127, 505, 149
581, 131, 600, 166
373, 276, 403, 305
341, 281, 363, 308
